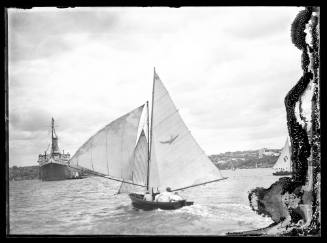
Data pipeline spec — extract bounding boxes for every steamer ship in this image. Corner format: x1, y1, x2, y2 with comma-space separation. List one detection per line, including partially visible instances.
37, 118, 84, 181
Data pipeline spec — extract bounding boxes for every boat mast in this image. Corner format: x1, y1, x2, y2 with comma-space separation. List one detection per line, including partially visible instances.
146, 101, 150, 190
51, 118, 54, 156
146, 67, 155, 191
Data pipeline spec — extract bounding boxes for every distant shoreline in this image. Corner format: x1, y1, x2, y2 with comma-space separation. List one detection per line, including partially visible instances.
8, 165, 39, 181
219, 166, 273, 170
8, 167, 274, 182
209, 149, 280, 170
9, 149, 279, 180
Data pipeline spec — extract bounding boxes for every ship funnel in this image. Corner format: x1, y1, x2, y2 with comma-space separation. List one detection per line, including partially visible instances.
52, 137, 61, 154
51, 118, 61, 154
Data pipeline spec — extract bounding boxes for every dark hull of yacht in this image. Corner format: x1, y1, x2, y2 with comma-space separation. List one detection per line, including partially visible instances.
129, 193, 194, 211
272, 171, 292, 176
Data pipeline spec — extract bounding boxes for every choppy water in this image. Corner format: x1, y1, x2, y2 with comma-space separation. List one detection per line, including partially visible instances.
9, 168, 280, 235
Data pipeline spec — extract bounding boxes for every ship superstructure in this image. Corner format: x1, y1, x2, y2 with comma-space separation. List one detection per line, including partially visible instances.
38, 118, 79, 181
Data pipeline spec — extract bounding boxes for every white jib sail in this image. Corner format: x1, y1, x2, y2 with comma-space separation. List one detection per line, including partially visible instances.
118, 130, 149, 194
69, 105, 145, 181
273, 138, 291, 172
149, 71, 224, 192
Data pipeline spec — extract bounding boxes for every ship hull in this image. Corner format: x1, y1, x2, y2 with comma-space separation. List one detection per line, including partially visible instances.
129, 193, 194, 211
39, 163, 73, 181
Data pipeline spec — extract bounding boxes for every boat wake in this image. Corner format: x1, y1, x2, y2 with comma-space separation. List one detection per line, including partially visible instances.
114, 204, 131, 211
171, 203, 273, 226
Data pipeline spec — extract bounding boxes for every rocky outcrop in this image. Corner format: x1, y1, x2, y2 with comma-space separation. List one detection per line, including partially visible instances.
228, 7, 320, 236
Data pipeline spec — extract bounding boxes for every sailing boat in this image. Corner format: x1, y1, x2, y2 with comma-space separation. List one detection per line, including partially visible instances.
231, 160, 236, 171
69, 69, 227, 210
272, 137, 292, 176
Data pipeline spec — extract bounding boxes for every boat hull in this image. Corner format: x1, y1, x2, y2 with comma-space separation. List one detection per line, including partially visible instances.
272, 171, 292, 176
39, 163, 83, 181
129, 193, 194, 210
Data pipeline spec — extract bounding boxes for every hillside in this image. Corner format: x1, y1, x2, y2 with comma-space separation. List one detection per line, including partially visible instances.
9, 166, 39, 181
8, 148, 281, 180
209, 148, 281, 170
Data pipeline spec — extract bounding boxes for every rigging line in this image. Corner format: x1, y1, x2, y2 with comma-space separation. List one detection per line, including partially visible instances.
104, 176, 146, 187
69, 165, 147, 187
146, 101, 150, 191
106, 127, 109, 175
149, 68, 155, 191
171, 177, 228, 192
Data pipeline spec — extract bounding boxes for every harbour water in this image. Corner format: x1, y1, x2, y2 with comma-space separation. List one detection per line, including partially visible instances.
9, 168, 282, 235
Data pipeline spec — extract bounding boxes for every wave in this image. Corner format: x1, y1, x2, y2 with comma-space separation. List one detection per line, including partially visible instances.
170, 202, 273, 226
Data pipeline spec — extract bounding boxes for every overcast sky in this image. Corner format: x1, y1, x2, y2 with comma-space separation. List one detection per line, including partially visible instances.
8, 7, 303, 167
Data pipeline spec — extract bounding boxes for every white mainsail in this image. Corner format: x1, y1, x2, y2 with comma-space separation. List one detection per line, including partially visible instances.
148, 71, 224, 191
69, 105, 145, 181
118, 130, 149, 194
69, 70, 226, 196
273, 138, 291, 173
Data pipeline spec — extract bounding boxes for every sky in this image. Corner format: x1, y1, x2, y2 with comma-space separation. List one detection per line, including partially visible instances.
8, 6, 304, 167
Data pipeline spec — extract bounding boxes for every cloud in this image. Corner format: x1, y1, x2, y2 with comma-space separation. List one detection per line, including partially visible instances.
10, 107, 51, 132
7, 7, 302, 166
223, 7, 295, 39
8, 8, 120, 62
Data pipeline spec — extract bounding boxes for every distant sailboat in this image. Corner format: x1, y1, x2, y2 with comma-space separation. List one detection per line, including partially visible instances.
272, 138, 292, 176
231, 160, 236, 171
69, 69, 227, 210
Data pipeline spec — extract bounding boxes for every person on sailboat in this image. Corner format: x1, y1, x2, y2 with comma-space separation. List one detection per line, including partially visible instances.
154, 187, 171, 202
152, 187, 160, 201
144, 191, 152, 201
154, 187, 182, 202
170, 192, 184, 202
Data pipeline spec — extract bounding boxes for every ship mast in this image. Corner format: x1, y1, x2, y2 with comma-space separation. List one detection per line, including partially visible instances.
146, 67, 156, 191
51, 118, 54, 156
146, 101, 150, 191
